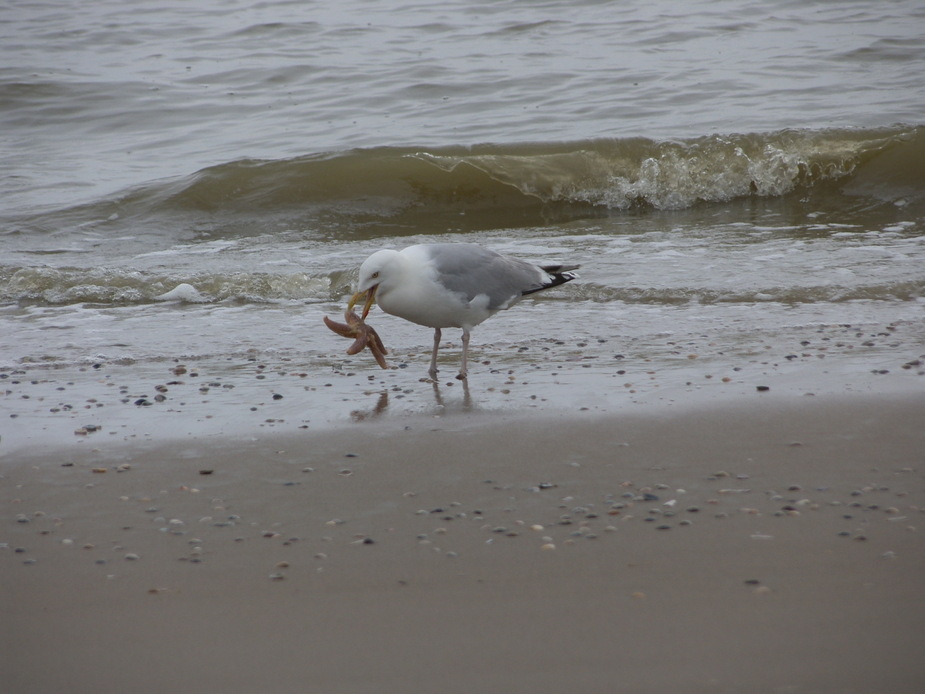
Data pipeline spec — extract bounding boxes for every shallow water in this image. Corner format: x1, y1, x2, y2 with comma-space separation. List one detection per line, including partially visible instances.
2, 0, 924, 449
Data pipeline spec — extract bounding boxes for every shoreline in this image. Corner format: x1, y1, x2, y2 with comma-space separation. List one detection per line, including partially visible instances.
2, 309, 923, 459
4, 391, 924, 693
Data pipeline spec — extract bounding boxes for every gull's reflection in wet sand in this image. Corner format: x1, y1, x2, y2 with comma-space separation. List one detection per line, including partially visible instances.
349, 390, 390, 422
429, 377, 472, 411
349, 377, 473, 422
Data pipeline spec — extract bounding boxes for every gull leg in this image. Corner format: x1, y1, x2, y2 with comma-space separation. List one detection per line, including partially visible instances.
456, 328, 470, 380
428, 327, 441, 380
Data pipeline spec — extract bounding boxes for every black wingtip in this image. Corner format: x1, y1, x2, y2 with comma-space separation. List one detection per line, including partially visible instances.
546, 269, 580, 288
522, 265, 580, 296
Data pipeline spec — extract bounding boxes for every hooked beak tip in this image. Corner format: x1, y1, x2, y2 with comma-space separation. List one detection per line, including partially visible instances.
349, 285, 378, 319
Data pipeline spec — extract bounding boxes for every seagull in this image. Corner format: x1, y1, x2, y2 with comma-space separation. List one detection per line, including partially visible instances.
349, 243, 579, 380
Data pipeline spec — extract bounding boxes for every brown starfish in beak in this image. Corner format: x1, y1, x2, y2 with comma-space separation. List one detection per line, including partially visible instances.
349, 285, 377, 321
323, 287, 389, 369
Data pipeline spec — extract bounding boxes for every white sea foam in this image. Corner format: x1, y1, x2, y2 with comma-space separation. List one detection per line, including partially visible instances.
155, 283, 207, 303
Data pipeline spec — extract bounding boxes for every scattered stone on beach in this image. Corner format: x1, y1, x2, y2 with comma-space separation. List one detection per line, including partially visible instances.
74, 424, 101, 436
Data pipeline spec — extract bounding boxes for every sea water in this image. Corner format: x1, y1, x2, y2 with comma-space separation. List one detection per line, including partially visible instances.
2, 0, 923, 447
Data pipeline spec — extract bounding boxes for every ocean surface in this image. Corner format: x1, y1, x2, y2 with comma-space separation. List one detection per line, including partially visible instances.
2, 0, 924, 448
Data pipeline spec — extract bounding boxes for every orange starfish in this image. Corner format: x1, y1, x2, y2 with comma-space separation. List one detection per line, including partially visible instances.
323, 292, 389, 369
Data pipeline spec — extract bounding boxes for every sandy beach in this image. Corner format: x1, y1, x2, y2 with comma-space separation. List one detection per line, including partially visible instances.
3, 384, 924, 693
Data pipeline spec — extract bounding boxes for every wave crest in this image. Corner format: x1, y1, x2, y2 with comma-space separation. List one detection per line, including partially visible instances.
154, 126, 921, 216
8, 125, 917, 236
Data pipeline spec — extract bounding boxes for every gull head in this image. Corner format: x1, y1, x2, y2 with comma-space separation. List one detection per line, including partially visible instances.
349, 249, 400, 319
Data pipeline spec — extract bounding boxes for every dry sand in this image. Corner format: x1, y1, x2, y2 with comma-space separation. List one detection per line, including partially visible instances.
3, 391, 924, 694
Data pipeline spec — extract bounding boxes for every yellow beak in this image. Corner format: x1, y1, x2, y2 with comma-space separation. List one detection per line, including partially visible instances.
348, 285, 378, 320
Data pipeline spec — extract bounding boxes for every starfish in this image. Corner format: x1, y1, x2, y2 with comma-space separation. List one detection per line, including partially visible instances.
323, 293, 389, 369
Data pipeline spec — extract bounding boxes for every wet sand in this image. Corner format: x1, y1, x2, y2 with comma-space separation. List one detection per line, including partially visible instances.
3, 392, 924, 694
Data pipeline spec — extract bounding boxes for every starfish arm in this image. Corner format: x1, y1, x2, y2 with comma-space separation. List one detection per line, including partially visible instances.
370, 342, 389, 369
345, 327, 368, 355
366, 328, 389, 369
367, 325, 388, 355
324, 315, 355, 338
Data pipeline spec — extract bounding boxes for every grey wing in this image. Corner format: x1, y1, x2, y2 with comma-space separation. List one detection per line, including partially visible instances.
426, 244, 551, 310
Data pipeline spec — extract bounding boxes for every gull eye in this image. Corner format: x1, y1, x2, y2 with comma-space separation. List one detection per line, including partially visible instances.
371, 271, 380, 279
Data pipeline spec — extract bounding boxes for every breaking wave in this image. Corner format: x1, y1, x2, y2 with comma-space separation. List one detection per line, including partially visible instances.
7, 125, 922, 234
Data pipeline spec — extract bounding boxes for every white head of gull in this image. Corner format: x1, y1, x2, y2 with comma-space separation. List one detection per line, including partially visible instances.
350, 242, 579, 380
